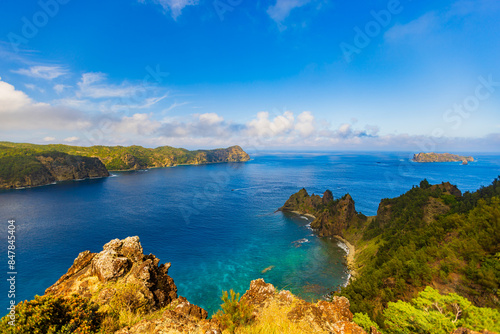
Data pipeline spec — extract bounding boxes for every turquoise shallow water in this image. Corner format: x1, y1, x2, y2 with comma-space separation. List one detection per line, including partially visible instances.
0, 151, 499, 315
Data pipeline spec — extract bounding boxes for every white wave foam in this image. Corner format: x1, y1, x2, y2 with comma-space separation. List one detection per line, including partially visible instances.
336, 240, 349, 255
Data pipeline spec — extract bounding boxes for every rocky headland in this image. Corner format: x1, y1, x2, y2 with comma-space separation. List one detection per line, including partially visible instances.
278, 189, 366, 238
0, 152, 109, 189
412, 152, 474, 163
0, 142, 250, 189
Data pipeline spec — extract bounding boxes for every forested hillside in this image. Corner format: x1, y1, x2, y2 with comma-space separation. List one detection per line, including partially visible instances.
339, 178, 500, 330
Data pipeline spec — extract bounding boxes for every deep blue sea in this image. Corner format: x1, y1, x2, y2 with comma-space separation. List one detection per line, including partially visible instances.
1, 152, 499, 315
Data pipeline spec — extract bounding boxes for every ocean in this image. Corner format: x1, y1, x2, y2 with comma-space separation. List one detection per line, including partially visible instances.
1, 151, 499, 315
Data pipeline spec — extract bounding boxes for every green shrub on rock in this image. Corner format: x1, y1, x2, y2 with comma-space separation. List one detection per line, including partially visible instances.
214, 289, 254, 333
0, 294, 101, 334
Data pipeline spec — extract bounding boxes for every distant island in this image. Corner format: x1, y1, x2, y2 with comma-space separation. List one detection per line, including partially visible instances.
412, 152, 474, 164
0, 142, 250, 189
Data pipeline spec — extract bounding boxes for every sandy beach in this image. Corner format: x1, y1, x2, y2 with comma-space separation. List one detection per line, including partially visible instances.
332, 235, 356, 280
290, 210, 317, 220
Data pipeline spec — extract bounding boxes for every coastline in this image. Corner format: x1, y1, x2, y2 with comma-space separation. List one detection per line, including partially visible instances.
108, 159, 250, 172
332, 235, 357, 281
285, 210, 357, 283
290, 210, 317, 220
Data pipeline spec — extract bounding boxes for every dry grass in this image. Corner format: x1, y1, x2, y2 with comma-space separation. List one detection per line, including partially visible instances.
235, 297, 327, 334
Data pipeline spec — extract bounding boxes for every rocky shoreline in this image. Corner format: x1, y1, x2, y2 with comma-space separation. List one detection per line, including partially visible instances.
332, 235, 357, 281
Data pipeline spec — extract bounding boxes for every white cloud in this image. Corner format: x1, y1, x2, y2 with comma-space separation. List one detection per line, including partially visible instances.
77, 72, 145, 99
64, 136, 79, 143
24, 83, 45, 93
140, 0, 199, 19
54, 84, 71, 94
12, 65, 67, 80
43, 136, 56, 142
385, 12, 437, 41
113, 113, 162, 135
247, 111, 295, 137
111, 94, 169, 111
0, 78, 37, 111
295, 111, 315, 137
198, 112, 224, 125
338, 123, 352, 137
0, 77, 90, 130
267, 0, 312, 23
158, 112, 233, 138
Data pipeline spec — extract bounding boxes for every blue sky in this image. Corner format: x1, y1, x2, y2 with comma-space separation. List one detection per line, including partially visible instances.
0, 0, 499, 151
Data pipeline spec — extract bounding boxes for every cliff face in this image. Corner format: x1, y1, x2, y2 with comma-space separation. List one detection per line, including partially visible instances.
0, 152, 109, 189
42, 236, 366, 334
412, 152, 474, 163
279, 189, 364, 237
203, 145, 251, 163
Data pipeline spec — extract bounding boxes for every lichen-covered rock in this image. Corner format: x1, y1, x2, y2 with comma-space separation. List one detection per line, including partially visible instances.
45, 236, 177, 310
174, 296, 209, 320
241, 279, 366, 334
241, 278, 276, 308
115, 309, 221, 334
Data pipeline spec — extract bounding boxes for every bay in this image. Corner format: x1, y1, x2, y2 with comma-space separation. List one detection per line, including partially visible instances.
0, 151, 499, 315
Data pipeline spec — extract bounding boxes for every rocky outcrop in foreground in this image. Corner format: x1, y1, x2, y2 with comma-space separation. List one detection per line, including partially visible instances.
412, 152, 474, 163
279, 189, 366, 237
44, 236, 367, 334
45, 236, 178, 310
0, 152, 109, 189
118, 278, 367, 334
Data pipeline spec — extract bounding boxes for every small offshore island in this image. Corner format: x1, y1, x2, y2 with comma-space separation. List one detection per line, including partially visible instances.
0, 142, 250, 189
413, 152, 474, 164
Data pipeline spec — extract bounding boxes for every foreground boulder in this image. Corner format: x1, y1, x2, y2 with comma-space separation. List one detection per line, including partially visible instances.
45, 236, 178, 310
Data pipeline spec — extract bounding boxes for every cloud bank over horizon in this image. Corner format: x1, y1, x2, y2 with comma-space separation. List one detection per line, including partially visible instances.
0, 75, 498, 152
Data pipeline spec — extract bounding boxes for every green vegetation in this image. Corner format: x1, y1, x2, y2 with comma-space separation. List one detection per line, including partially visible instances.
353, 312, 381, 332
214, 290, 254, 333
0, 154, 47, 184
98, 282, 152, 332
340, 177, 500, 330
0, 294, 101, 334
0, 141, 249, 171
382, 287, 500, 334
